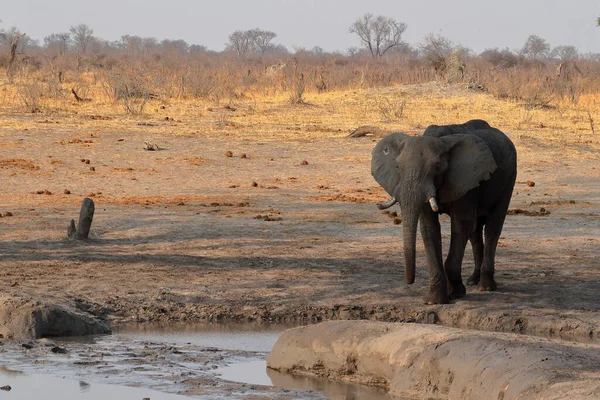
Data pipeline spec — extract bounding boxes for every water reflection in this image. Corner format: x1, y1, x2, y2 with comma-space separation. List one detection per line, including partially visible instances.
115, 321, 297, 352
0, 368, 190, 400
216, 360, 396, 400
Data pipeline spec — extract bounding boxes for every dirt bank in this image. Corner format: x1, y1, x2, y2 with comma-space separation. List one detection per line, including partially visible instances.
268, 321, 600, 399
0, 295, 110, 339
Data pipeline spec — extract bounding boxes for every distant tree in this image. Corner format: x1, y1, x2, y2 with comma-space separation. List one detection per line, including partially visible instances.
520, 35, 550, 61
349, 13, 407, 59
1, 27, 36, 52
480, 47, 518, 68
44, 32, 71, 55
227, 30, 253, 57
227, 29, 277, 57
346, 46, 360, 56
70, 24, 94, 53
189, 44, 207, 53
312, 46, 324, 55
161, 39, 189, 55
118, 35, 144, 55
551, 45, 578, 61
250, 29, 277, 55
419, 33, 453, 72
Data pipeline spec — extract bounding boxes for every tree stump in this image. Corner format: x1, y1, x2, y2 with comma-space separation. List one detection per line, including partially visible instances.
67, 198, 95, 240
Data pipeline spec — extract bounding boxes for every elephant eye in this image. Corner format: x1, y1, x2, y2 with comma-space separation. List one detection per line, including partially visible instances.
383, 146, 389, 155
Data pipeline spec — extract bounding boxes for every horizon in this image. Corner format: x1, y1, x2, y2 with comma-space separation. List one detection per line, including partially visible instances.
2, 0, 599, 55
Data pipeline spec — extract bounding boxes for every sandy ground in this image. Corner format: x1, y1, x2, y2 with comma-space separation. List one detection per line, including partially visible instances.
0, 86, 599, 345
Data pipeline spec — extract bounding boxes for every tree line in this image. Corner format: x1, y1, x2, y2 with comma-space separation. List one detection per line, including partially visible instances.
0, 14, 597, 63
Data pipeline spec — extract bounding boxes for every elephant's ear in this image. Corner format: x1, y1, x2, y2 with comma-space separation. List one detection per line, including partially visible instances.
438, 134, 497, 203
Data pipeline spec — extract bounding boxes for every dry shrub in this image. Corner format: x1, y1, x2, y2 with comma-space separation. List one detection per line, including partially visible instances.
17, 82, 45, 112
103, 67, 160, 114
375, 96, 407, 121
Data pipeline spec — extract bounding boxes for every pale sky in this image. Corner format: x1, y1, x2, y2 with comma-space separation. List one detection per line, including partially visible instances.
3, 0, 600, 54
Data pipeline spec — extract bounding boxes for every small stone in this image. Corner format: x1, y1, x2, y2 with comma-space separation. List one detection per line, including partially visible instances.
0, 385, 11, 391
2, 212, 12, 217
393, 218, 402, 225
85, 159, 90, 164
22, 343, 34, 349
51, 346, 68, 354
43, 189, 52, 195
300, 160, 309, 165
251, 181, 258, 187
527, 181, 535, 187
90, 167, 95, 171
225, 151, 233, 157
64, 189, 71, 194
240, 153, 247, 159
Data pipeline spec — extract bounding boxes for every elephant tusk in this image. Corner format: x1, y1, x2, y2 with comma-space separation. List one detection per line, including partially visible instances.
376, 197, 397, 210
429, 197, 439, 212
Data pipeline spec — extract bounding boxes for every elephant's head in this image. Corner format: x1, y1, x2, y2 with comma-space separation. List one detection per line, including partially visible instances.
371, 132, 498, 284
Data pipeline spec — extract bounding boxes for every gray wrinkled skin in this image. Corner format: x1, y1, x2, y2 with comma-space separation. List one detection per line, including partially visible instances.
371, 120, 517, 304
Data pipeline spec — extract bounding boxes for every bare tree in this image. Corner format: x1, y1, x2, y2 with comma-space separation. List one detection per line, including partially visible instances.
520, 35, 550, 61
419, 33, 453, 72
551, 45, 578, 61
251, 29, 277, 55
7, 33, 24, 80
70, 24, 94, 53
227, 30, 253, 57
227, 29, 277, 57
349, 13, 407, 59
44, 32, 71, 56
1, 27, 35, 52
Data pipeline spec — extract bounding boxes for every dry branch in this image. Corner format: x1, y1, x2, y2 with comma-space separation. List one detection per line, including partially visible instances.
348, 125, 389, 138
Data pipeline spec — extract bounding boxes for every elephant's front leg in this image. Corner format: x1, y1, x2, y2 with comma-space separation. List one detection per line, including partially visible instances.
419, 209, 448, 304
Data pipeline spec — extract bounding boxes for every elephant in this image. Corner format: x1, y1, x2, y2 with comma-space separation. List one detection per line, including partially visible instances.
371, 120, 517, 304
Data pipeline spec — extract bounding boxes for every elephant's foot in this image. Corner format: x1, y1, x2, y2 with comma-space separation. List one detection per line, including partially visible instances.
467, 273, 480, 286
477, 275, 497, 291
448, 280, 466, 300
423, 287, 449, 305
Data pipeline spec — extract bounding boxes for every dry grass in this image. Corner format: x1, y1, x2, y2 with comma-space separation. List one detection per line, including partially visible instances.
0, 72, 598, 160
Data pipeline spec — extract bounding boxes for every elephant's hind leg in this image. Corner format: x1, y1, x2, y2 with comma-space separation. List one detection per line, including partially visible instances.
478, 186, 513, 292
467, 218, 485, 286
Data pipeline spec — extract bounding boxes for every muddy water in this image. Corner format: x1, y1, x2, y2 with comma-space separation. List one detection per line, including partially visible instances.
0, 323, 397, 399
0, 367, 188, 400
116, 323, 396, 399
218, 360, 395, 399
114, 321, 289, 351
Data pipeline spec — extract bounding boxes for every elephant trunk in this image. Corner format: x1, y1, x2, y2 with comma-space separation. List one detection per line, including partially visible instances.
401, 203, 420, 284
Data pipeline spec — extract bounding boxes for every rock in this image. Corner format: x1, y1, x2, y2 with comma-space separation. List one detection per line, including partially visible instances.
300, 160, 309, 166
527, 181, 535, 187
51, 346, 68, 354
251, 181, 258, 187
240, 153, 247, 159
225, 151, 234, 157
0, 296, 110, 339
63, 189, 71, 194
89, 167, 95, 172
2, 212, 12, 217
